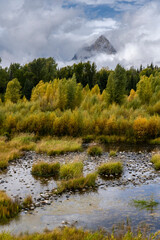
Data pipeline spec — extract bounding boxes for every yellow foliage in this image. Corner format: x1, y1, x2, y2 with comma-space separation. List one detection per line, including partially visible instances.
133, 117, 148, 140
105, 115, 117, 135
128, 89, 136, 102
5, 115, 17, 132
147, 116, 160, 138
91, 84, 100, 95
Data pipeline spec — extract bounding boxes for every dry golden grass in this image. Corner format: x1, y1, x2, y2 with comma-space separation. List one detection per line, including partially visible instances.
0, 134, 36, 170
35, 137, 82, 155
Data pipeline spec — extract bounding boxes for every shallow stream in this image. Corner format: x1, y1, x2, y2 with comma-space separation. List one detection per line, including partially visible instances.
0, 144, 160, 234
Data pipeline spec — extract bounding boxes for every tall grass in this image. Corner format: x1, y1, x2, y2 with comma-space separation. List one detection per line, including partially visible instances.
35, 137, 82, 155
0, 134, 36, 170
0, 226, 159, 239
0, 191, 20, 223
98, 162, 123, 177
87, 145, 102, 156
60, 162, 83, 180
151, 154, 160, 170
32, 162, 60, 177
109, 150, 117, 157
55, 173, 97, 194
23, 195, 33, 209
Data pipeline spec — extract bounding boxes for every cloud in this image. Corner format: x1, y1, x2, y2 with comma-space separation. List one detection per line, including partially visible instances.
67, 0, 160, 70
0, 0, 160, 71
0, 0, 80, 65
0, 0, 119, 66
69, 0, 151, 11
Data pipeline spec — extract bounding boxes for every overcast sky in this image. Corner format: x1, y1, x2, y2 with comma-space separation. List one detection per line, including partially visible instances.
0, 0, 160, 69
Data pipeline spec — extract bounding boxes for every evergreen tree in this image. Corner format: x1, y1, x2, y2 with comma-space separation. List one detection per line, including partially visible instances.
106, 64, 126, 104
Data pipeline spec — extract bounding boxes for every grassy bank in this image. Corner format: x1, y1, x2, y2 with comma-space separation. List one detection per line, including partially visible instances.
0, 135, 82, 170
35, 137, 82, 155
0, 226, 160, 240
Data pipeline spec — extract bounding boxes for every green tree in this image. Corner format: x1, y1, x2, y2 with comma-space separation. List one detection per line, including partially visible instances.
27, 57, 57, 86
66, 74, 77, 110
95, 67, 111, 92
137, 75, 153, 104
106, 64, 126, 104
5, 78, 21, 103
106, 72, 115, 104
126, 67, 140, 94
23, 79, 34, 100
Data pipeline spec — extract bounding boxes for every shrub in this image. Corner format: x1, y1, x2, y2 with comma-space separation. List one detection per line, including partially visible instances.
87, 146, 102, 156
147, 116, 160, 138
32, 162, 60, 177
60, 162, 83, 180
133, 117, 148, 141
0, 191, 20, 223
55, 173, 97, 194
151, 154, 160, 170
98, 162, 123, 177
23, 195, 33, 209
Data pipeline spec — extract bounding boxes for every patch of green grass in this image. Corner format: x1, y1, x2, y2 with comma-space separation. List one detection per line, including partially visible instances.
55, 173, 97, 194
60, 162, 83, 180
109, 150, 117, 157
0, 191, 20, 223
82, 135, 95, 143
87, 145, 102, 156
23, 195, 33, 209
31, 162, 60, 177
36, 137, 82, 155
151, 154, 160, 170
98, 162, 123, 177
132, 198, 159, 210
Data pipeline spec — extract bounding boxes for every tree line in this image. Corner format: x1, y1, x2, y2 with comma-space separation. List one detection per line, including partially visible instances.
0, 56, 159, 103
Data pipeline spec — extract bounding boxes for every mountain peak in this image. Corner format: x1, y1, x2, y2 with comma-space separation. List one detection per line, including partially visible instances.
96, 35, 109, 42
72, 35, 116, 60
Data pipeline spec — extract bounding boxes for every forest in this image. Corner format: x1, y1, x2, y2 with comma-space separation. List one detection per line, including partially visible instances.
0, 57, 160, 142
